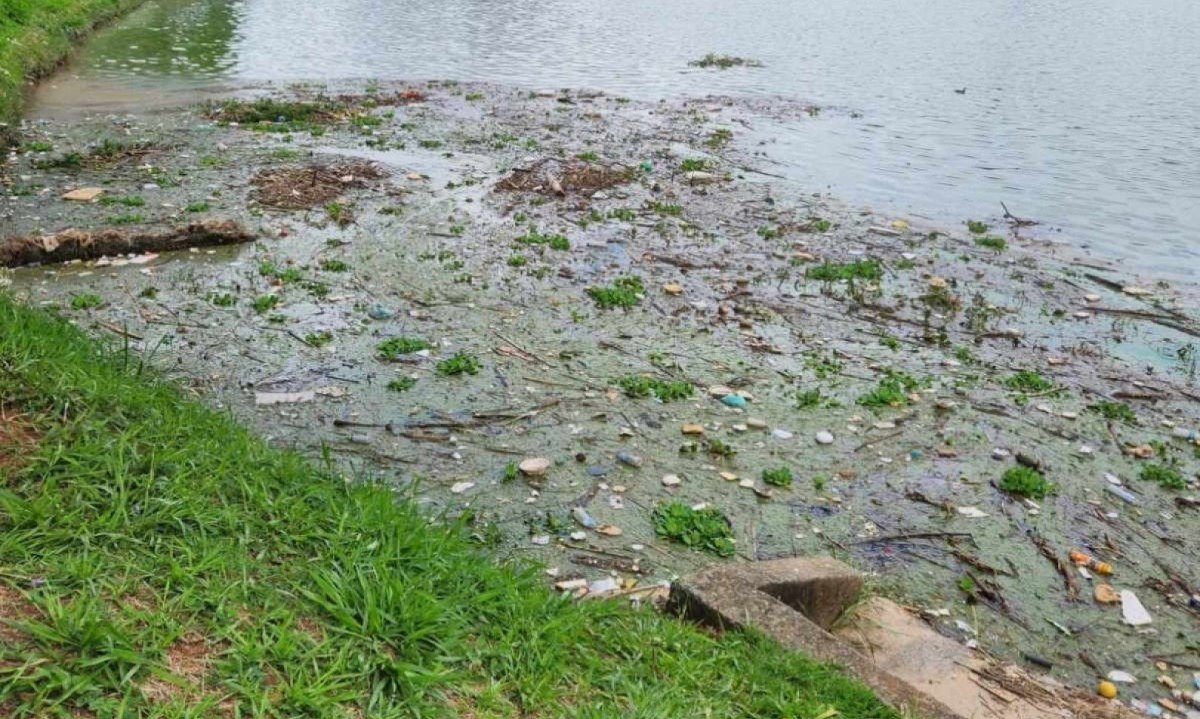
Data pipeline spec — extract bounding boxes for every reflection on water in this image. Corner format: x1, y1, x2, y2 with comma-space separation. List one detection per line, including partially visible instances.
33, 0, 1200, 279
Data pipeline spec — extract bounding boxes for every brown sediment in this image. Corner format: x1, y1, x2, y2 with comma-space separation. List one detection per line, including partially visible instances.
495, 159, 634, 195
0, 407, 39, 473
0, 219, 254, 268
250, 161, 388, 210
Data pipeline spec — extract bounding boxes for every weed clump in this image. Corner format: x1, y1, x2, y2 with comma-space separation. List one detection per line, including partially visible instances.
689, 54, 764, 69
437, 352, 481, 376
587, 276, 644, 309
69, 293, 102, 310
966, 220, 989, 234
1003, 371, 1053, 393
652, 501, 735, 557
252, 294, 279, 313
376, 337, 432, 359
999, 466, 1056, 498
386, 377, 416, 392
1087, 400, 1137, 425
304, 331, 333, 348
762, 467, 793, 487
806, 259, 882, 282
858, 369, 923, 408
517, 230, 570, 250
974, 236, 1007, 251
616, 375, 693, 402
1140, 463, 1186, 490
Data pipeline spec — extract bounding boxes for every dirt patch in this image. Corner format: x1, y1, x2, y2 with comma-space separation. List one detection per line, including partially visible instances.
138, 631, 221, 704
0, 408, 39, 473
251, 161, 389, 210
0, 219, 254, 268
495, 159, 634, 196
0, 584, 38, 644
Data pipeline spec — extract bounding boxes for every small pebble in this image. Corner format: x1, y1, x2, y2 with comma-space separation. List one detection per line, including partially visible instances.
519, 457, 551, 477
661, 474, 682, 487
746, 417, 768, 429
771, 428, 794, 440
815, 430, 835, 445
616, 451, 643, 468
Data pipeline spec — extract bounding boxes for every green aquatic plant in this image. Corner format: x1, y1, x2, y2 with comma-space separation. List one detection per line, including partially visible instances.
376, 337, 432, 359
437, 352, 481, 376
762, 467, 793, 488
999, 466, 1055, 498
616, 375, 693, 402
652, 501, 735, 557
587, 276, 644, 309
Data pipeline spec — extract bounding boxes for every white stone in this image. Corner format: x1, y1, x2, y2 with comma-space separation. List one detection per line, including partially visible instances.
815, 430, 835, 445
519, 457, 551, 477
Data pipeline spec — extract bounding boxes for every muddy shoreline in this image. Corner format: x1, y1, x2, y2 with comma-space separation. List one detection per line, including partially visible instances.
4, 80, 1200, 708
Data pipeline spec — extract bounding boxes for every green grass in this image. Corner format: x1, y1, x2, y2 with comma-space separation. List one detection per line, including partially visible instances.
966, 220, 988, 234
616, 375, 694, 402
185, 200, 209, 213
652, 501, 736, 557
805, 259, 883, 282
679, 158, 709, 172
0, 0, 147, 136
999, 466, 1056, 498
0, 295, 898, 717
376, 336, 432, 359
650, 202, 683, 216
587, 276, 644, 309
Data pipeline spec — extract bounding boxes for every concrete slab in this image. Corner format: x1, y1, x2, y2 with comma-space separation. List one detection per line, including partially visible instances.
670, 557, 1138, 719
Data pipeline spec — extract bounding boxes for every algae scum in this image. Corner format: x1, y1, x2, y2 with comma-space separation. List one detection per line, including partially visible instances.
5, 82, 1200, 697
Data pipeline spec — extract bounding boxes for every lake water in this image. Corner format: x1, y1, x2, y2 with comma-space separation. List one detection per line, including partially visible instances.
34, 0, 1200, 280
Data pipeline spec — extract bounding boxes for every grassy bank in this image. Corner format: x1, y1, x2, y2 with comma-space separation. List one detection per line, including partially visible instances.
0, 293, 899, 717
0, 0, 144, 136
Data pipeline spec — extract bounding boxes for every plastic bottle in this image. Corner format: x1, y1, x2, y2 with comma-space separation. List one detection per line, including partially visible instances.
1069, 549, 1114, 575
1106, 484, 1139, 504
1171, 427, 1197, 441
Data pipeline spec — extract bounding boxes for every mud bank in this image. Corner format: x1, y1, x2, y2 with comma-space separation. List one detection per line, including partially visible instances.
4, 81, 1200, 708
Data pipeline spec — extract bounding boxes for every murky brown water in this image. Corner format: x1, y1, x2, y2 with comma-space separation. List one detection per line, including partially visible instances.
31, 0, 1200, 281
